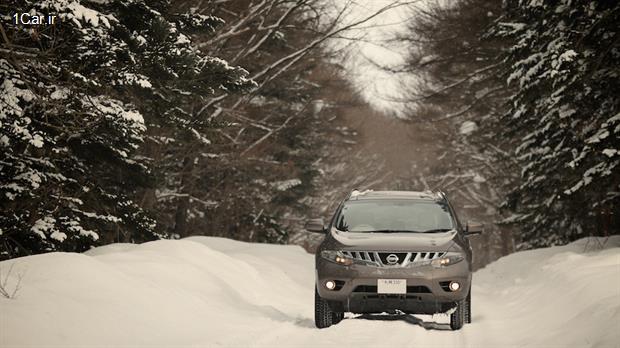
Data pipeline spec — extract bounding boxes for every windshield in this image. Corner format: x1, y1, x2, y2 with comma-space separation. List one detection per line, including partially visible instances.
334, 200, 454, 233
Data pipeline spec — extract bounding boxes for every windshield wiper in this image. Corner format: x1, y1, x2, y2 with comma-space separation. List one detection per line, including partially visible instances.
420, 228, 453, 233
366, 229, 420, 233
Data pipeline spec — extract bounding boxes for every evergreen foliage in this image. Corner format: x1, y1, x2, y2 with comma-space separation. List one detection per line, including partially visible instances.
0, 0, 254, 258
496, 0, 620, 247
1, 0, 363, 258
145, 0, 336, 244
400, 0, 619, 249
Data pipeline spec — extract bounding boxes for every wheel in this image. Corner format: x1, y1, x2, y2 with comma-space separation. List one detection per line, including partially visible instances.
465, 288, 471, 324
315, 288, 336, 328
450, 298, 466, 330
315, 288, 343, 328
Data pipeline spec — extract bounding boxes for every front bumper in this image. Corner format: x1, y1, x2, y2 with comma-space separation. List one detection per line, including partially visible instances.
316, 257, 471, 314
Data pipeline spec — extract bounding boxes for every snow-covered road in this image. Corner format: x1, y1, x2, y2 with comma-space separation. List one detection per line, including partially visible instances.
1, 236, 619, 348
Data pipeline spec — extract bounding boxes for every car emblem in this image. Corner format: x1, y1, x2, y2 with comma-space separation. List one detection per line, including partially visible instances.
386, 254, 399, 265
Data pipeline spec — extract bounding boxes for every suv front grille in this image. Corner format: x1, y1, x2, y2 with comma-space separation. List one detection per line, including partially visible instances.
377, 252, 408, 265
342, 251, 446, 267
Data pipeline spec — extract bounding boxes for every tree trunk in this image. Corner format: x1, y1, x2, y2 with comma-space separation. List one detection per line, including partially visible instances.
174, 156, 193, 238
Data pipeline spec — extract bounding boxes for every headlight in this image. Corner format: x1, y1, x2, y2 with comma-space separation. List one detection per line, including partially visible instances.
320, 250, 354, 266
431, 253, 464, 268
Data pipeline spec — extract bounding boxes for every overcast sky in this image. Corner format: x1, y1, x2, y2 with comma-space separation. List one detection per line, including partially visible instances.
329, 1, 415, 115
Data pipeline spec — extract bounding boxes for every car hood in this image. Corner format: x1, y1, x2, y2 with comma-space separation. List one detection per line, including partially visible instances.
330, 228, 456, 252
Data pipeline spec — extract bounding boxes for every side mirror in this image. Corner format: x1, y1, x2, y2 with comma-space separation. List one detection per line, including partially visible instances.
465, 221, 483, 235
304, 218, 325, 233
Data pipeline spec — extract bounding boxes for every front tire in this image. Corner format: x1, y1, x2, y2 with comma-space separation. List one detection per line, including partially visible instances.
450, 297, 466, 330
465, 288, 472, 324
315, 288, 337, 328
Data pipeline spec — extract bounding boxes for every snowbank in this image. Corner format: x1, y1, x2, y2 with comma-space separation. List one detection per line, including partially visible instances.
1, 236, 618, 347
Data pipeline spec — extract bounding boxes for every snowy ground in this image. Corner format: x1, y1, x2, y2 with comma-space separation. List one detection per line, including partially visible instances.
1, 236, 619, 348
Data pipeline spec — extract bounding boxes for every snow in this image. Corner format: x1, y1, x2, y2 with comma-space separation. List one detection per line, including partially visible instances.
558, 104, 576, 119
587, 129, 609, 144
50, 231, 68, 242
86, 96, 145, 131
350, 189, 373, 197
0, 76, 35, 119
121, 73, 153, 88
0, 67, 44, 149
134, 34, 147, 46
273, 178, 302, 191
30, 133, 44, 148
472, 173, 486, 183
1, 236, 619, 347
498, 22, 526, 32
14, 170, 43, 189
42, 0, 116, 28
558, 49, 577, 64
176, 33, 191, 45
121, 110, 144, 124
29, 216, 56, 240
190, 128, 211, 145
77, 210, 121, 224
50, 87, 70, 100
419, 55, 438, 65
459, 121, 478, 135
65, 219, 99, 241
565, 161, 617, 195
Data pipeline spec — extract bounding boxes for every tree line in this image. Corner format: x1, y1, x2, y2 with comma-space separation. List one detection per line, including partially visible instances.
2, 0, 617, 260
0, 0, 401, 258
398, 0, 619, 249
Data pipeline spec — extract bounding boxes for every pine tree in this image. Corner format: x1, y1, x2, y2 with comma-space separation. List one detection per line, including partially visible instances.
495, 0, 620, 247
0, 0, 254, 258
145, 0, 340, 243
398, 0, 516, 263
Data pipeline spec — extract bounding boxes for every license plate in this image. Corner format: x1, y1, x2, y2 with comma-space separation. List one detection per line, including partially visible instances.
377, 279, 406, 294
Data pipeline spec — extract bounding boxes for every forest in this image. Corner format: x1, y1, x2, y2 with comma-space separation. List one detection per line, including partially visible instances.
1, 0, 618, 267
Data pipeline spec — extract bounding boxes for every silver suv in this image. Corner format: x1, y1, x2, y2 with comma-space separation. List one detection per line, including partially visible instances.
306, 190, 482, 330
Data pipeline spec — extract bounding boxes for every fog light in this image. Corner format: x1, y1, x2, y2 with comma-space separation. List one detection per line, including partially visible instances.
325, 280, 336, 290
449, 281, 461, 291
